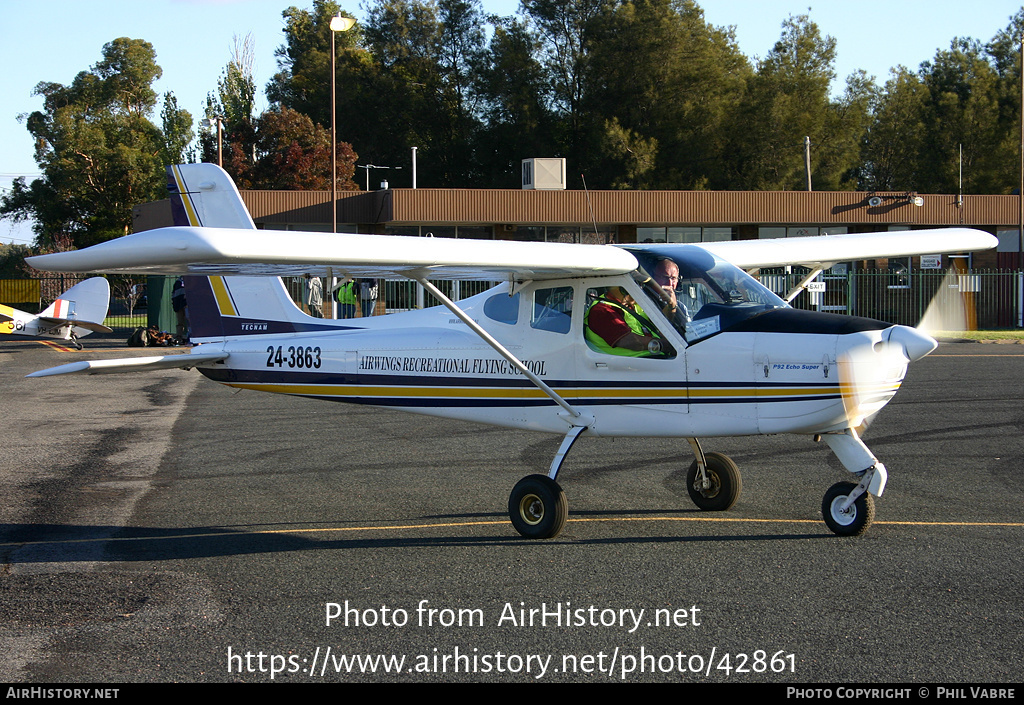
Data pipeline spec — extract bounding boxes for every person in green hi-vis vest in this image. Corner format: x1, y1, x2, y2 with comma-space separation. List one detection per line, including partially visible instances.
584, 286, 667, 357
335, 279, 357, 319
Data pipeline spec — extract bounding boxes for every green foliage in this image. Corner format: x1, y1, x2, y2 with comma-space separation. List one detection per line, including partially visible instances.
258, 3, 1024, 193
161, 93, 195, 166
0, 38, 191, 248
0, 243, 32, 278
583, 0, 751, 188
8, 0, 1024, 221
724, 14, 839, 190
857, 67, 927, 190
474, 16, 555, 185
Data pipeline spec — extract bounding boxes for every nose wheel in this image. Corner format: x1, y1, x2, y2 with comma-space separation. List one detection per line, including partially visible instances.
509, 474, 568, 539
822, 481, 875, 536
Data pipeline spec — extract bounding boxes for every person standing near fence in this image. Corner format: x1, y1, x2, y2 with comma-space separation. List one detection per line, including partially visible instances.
304, 274, 323, 318
172, 277, 188, 339
335, 279, 357, 319
359, 278, 378, 317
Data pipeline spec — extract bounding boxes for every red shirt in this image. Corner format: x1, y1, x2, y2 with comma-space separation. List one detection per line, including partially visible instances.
587, 301, 633, 346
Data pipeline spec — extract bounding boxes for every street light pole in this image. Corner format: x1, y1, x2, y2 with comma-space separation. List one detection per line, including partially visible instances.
199, 117, 224, 167
329, 13, 356, 320
330, 13, 356, 235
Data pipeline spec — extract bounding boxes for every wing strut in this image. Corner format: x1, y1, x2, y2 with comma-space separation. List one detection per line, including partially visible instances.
784, 265, 830, 303
414, 277, 587, 424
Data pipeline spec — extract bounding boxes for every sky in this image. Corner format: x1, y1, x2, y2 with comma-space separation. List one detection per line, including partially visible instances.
1, 0, 1022, 246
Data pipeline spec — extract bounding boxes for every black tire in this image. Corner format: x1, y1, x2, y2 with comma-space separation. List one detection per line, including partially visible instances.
821, 481, 875, 536
508, 474, 568, 539
686, 452, 742, 511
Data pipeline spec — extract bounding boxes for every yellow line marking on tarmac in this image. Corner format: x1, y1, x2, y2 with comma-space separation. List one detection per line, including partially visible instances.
3, 515, 1022, 548
37, 340, 77, 352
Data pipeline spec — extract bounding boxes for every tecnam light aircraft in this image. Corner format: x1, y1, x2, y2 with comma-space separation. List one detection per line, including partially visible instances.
26, 164, 996, 539
2, 277, 112, 348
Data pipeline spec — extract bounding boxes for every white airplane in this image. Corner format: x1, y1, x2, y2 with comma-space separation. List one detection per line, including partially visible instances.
1, 277, 112, 349
25, 164, 997, 539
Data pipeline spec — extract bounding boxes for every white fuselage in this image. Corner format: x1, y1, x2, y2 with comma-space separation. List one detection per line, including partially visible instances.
193, 278, 906, 439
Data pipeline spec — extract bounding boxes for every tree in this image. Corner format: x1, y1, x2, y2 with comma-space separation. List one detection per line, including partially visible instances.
986, 10, 1024, 193
583, 0, 751, 189
723, 14, 865, 190
0, 243, 31, 278
267, 1, 363, 133
161, 93, 195, 165
202, 33, 259, 177
362, 0, 487, 185
0, 38, 191, 248
858, 67, 927, 191
918, 38, 1003, 194
474, 15, 557, 185
522, 0, 610, 183
249, 106, 358, 190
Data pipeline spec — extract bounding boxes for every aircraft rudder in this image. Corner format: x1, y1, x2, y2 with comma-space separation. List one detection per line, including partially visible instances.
38, 277, 111, 326
166, 164, 256, 230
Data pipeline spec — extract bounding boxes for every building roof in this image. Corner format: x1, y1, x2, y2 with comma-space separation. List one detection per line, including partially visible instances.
134, 187, 1023, 233
243, 188, 1020, 229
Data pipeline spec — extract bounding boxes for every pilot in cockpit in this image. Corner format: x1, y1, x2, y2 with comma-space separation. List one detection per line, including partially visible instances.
652, 258, 680, 316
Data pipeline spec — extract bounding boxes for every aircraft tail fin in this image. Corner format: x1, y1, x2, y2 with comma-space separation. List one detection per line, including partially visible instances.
166, 165, 350, 342
183, 275, 352, 342
167, 164, 256, 229
38, 277, 113, 335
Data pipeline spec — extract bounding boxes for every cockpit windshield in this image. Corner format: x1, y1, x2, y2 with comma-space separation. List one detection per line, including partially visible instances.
623, 245, 788, 344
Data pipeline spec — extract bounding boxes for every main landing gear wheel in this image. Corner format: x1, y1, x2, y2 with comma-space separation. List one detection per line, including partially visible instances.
508, 474, 568, 540
822, 481, 875, 536
686, 452, 742, 511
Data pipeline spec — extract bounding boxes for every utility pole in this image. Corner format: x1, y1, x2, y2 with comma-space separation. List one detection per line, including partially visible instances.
804, 136, 812, 191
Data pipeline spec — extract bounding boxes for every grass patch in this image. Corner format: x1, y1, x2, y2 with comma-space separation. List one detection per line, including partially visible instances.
104, 315, 147, 329
934, 330, 1024, 341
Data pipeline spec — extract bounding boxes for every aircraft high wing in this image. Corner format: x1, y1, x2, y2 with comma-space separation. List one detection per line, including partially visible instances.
25, 163, 998, 539
1, 277, 112, 348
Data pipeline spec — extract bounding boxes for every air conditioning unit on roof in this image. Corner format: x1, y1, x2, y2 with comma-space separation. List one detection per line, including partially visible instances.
522, 158, 566, 190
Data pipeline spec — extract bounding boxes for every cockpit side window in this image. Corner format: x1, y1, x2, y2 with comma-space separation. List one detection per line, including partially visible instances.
531, 286, 573, 334
584, 285, 676, 358
484, 292, 520, 325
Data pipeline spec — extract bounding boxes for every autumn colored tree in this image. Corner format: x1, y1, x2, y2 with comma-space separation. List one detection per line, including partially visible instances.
249, 106, 358, 190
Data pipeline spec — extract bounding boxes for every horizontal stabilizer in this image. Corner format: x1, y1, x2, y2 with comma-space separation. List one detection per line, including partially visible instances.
37, 277, 112, 336
27, 351, 229, 378
39, 318, 113, 334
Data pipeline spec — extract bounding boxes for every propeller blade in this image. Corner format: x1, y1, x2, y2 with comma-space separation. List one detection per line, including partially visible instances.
918, 268, 970, 337
837, 324, 934, 432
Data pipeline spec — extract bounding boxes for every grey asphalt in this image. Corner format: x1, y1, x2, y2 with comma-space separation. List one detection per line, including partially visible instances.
1, 336, 1021, 683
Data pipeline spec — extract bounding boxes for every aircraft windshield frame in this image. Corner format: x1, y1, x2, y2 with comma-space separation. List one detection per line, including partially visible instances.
624, 245, 788, 344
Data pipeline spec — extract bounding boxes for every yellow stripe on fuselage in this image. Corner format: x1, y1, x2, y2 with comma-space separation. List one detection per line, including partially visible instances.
217, 382, 849, 402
